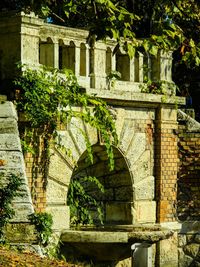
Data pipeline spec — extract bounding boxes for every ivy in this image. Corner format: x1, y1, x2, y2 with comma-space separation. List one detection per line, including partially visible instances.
15, 66, 117, 169
28, 212, 53, 245
14, 65, 118, 226
67, 176, 104, 226
0, 174, 22, 242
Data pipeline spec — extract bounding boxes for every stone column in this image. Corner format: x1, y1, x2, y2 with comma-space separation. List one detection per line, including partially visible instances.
90, 42, 107, 89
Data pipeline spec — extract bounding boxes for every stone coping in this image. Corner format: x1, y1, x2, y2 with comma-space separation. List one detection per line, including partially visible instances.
87, 88, 185, 107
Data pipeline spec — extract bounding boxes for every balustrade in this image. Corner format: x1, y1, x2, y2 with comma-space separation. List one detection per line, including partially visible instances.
0, 12, 174, 94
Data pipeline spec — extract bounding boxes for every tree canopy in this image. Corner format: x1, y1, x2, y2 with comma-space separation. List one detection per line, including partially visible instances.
1, 0, 200, 116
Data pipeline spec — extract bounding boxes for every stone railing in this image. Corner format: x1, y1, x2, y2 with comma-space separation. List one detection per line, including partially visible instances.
0, 11, 174, 93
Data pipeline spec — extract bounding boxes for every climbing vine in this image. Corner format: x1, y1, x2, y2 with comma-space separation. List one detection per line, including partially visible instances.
0, 173, 22, 241
28, 212, 53, 245
14, 65, 118, 225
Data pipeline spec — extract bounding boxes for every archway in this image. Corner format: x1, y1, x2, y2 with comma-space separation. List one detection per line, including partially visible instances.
67, 144, 133, 226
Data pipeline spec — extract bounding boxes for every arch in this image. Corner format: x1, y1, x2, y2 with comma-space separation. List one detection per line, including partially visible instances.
116, 49, 130, 81
106, 47, 112, 76
39, 37, 54, 67
67, 144, 133, 226
80, 43, 86, 76
59, 40, 75, 72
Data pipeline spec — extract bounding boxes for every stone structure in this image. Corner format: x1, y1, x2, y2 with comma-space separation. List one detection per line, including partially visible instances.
0, 96, 38, 249
1, 11, 199, 267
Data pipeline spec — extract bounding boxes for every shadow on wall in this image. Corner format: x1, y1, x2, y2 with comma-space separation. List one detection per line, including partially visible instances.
67, 144, 134, 226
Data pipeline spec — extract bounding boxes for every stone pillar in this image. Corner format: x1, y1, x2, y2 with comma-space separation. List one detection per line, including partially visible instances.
21, 15, 43, 66
90, 42, 107, 89
135, 52, 144, 82
74, 44, 80, 76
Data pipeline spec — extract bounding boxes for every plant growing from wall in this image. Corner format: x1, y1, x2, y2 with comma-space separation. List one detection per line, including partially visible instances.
14, 65, 118, 225
67, 176, 104, 226
0, 173, 22, 241
28, 212, 53, 245
140, 80, 177, 95
107, 70, 121, 89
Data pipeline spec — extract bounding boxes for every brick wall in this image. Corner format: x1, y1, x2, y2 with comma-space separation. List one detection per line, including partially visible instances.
155, 107, 178, 223
178, 122, 200, 221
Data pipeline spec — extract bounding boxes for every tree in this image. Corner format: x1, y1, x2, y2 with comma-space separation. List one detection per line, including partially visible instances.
1, 1, 200, 112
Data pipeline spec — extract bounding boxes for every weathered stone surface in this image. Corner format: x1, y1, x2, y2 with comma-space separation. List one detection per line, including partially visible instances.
126, 133, 146, 164
0, 102, 17, 119
46, 205, 70, 230
134, 176, 155, 200
134, 200, 156, 223
119, 119, 135, 153
46, 178, 68, 204
130, 150, 151, 184
5, 223, 37, 243
48, 150, 72, 186
0, 134, 21, 151
56, 131, 80, 162
178, 249, 193, 267
183, 244, 200, 258
0, 118, 18, 133
68, 117, 87, 155
158, 233, 178, 267
178, 235, 187, 247
0, 151, 24, 167
11, 203, 34, 222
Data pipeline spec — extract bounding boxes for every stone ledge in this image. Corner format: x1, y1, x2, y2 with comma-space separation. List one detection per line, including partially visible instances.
87, 88, 185, 107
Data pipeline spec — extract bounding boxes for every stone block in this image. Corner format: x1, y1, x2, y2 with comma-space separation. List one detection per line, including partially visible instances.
0, 134, 21, 151
0, 102, 17, 119
158, 233, 178, 267
126, 133, 146, 166
159, 107, 177, 122
56, 131, 80, 162
130, 150, 151, 184
134, 200, 156, 223
48, 150, 72, 186
46, 178, 68, 204
46, 205, 70, 230
11, 203, 34, 222
0, 118, 18, 134
105, 202, 132, 224
118, 119, 135, 153
134, 176, 155, 200
0, 151, 24, 168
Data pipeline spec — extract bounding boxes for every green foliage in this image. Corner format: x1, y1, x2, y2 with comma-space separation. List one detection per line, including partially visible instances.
140, 80, 176, 95
15, 65, 117, 226
0, 174, 22, 241
107, 70, 121, 88
15, 65, 117, 170
67, 176, 104, 226
28, 212, 53, 245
